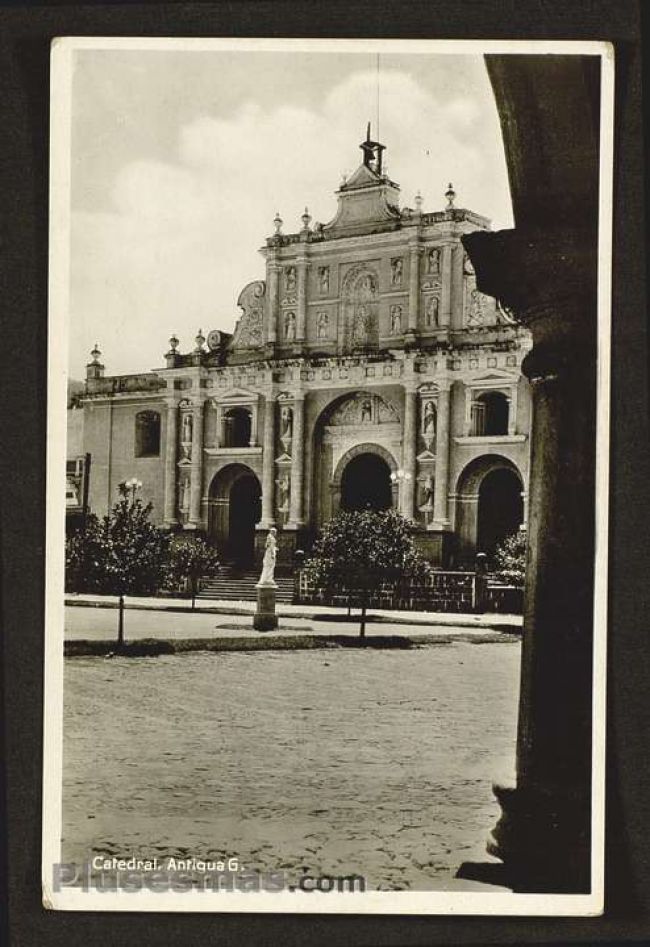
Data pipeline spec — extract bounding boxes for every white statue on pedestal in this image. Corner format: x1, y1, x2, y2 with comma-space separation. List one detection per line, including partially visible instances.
258, 528, 278, 586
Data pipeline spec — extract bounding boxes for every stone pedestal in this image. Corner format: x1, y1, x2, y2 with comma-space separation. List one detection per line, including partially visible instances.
253, 583, 278, 632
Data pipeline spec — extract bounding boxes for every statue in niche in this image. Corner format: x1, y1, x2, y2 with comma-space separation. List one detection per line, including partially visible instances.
285, 266, 296, 292
464, 254, 475, 276
425, 295, 439, 328
178, 478, 190, 514
358, 274, 375, 299
420, 475, 435, 510
284, 311, 296, 341
361, 398, 372, 423
390, 305, 402, 335
280, 405, 293, 441
182, 412, 193, 444
318, 266, 329, 294
352, 305, 370, 344
276, 475, 290, 512
391, 257, 403, 287
317, 311, 329, 339
258, 528, 277, 585
423, 400, 436, 437
427, 248, 440, 274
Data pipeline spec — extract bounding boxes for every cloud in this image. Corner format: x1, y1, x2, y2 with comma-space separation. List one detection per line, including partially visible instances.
69, 68, 512, 377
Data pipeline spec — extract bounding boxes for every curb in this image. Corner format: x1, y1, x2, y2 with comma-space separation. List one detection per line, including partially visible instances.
64, 597, 522, 633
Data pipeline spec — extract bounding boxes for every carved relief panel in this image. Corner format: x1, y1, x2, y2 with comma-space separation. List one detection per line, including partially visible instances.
340, 264, 380, 352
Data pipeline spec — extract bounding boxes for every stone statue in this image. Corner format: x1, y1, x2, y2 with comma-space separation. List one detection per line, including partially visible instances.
420, 475, 435, 510
423, 400, 436, 436
427, 248, 440, 274
277, 475, 290, 512
361, 398, 372, 423
182, 412, 193, 443
391, 257, 403, 287
179, 478, 190, 513
317, 311, 328, 339
285, 266, 296, 292
258, 528, 278, 585
390, 305, 402, 334
280, 405, 293, 440
425, 295, 439, 328
319, 267, 329, 293
285, 311, 296, 340
468, 289, 485, 325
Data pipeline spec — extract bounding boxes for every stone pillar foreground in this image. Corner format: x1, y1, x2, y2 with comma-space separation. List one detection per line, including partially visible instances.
260, 394, 276, 528
163, 398, 178, 527
432, 384, 451, 528
401, 387, 417, 520
459, 226, 597, 893
288, 394, 305, 528
188, 398, 204, 528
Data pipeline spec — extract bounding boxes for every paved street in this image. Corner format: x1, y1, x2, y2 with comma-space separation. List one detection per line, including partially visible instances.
62, 638, 520, 891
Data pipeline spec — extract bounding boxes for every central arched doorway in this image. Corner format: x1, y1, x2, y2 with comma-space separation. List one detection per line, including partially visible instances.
340, 452, 393, 511
477, 467, 524, 556
208, 464, 261, 567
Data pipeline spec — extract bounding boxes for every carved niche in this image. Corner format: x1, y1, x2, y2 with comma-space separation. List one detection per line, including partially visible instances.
232, 280, 265, 349
341, 265, 380, 351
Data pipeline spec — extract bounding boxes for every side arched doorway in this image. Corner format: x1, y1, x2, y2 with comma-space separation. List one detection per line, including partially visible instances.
455, 454, 524, 563
208, 464, 261, 567
477, 467, 524, 557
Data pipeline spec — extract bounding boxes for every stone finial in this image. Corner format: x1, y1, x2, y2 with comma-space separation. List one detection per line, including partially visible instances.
90, 343, 101, 364
301, 206, 312, 232
273, 211, 283, 235
168, 333, 179, 354
414, 191, 423, 214
445, 182, 456, 208
194, 329, 205, 352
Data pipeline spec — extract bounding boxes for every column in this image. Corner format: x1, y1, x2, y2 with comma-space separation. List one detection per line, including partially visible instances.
508, 382, 519, 435
188, 397, 204, 528
440, 244, 453, 328
214, 403, 222, 449
459, 226, 597, 892
260, 394, 276, 528
266, 263, 279, 345
249, 400, 259, 447
163, 398, 179, 526
401, 388, 417, 519
450, 243, 465, 330
407, 243, 420, 333
296, 260, 308, 342
288, 394, 305, 527
433, 384, 451, 526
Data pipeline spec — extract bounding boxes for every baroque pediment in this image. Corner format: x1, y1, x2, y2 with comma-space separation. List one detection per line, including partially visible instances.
231, 280, 266, 350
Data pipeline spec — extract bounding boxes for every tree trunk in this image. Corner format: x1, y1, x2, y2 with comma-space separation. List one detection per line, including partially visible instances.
359, 594, 367, 639
117, 594, 125, 649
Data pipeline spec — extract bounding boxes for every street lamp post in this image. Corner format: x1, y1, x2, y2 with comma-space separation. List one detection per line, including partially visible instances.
117, 477, 142, 649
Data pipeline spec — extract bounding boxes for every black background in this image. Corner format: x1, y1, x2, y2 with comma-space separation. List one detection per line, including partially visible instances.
1, 1, 648, 944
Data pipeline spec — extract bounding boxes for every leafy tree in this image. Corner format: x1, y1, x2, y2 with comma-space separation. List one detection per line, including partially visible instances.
165, 536, 220, 610
492, 530, 528, 587
303, 509, 430, 637
65, 481, 170, 647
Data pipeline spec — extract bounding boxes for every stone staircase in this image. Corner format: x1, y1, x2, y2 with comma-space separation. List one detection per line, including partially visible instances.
197, 566, 295, 604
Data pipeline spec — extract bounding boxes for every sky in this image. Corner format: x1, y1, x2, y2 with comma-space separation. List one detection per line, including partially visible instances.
66, 44, 513, 378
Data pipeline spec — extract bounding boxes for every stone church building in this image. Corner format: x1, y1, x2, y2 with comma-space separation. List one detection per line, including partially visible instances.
75, 131, 532, 568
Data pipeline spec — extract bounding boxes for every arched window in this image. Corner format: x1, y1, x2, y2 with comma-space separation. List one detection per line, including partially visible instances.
223, 407, 252, 448
134, 410, 161, 457
471, 391, 509, 436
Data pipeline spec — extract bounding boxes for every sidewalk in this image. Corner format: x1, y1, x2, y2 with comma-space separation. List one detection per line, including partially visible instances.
64, 592, 522, 633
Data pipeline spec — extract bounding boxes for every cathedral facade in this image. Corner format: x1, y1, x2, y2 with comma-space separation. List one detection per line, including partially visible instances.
77, 133, 532, 569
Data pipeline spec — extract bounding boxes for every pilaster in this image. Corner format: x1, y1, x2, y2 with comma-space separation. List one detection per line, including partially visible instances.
187, 396, 205, 529
163, 395, 179, 527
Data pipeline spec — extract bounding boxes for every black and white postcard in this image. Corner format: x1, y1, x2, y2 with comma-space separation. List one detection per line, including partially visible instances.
43, 37, 613, 914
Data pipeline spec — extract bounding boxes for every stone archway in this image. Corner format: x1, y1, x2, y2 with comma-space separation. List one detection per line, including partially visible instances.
336, 446, 396, 513
455, 454, 524, 562
208, 464, 261, 567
